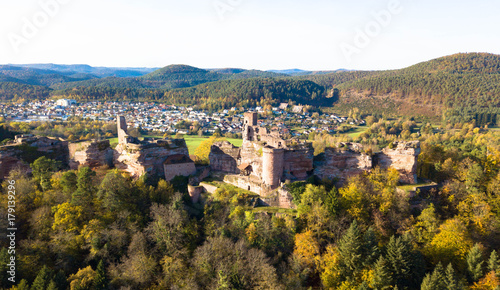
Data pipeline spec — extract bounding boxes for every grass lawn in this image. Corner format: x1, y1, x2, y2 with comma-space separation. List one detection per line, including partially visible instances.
226, 138, 243, 147
346, 126, 368, 138
107, 135, 242, 155
182, 136, 209, 154
183, 136, 242, 154
108, 137, 118, 147
397, 182, 436, 193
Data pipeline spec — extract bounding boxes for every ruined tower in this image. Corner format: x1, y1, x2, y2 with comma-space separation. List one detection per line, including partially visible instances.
262, 147, 284, 188
117, 116, 128, 144
243, 112, 258, 142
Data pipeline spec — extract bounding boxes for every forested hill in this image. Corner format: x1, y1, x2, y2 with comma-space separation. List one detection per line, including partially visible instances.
53, 78, 328, 110
1, 53, 500, 119
1, 63, 328, 108
330, 53, 500, 121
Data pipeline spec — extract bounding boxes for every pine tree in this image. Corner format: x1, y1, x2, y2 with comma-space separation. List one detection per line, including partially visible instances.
444, 263, 462, 290
0, 248, 9, 288
93, 260, 109, 289
371, 256, 392, 290
46, 280, 58, 290
386, 235, 411, 287
337, 220, 364, 276
17, 279, 30, 290
421, 273, 434, 290
31, 265, 52, 290
467, 243, 484, 282
358, 281, 370, 290
421, 262, 446, 290
488, 250, 500, 275
72, 166, 96, 207
363, 227, 380, 267
53, 270, 67, 290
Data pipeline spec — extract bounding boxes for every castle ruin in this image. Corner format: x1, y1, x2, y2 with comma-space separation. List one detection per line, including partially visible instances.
209, 112, 314, 196
70, 116, 197, 180
210, 112, 421, 199
0, 113, 421, 208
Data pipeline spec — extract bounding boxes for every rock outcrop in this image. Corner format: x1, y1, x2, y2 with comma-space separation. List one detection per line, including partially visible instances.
315, 141, 421, 185
0, 136, 69, 179
69, 116, 192, 179
209, 141, 240, 173
314, 144, 372, 183
69, 140, 114, 169
374, 141, 421, 184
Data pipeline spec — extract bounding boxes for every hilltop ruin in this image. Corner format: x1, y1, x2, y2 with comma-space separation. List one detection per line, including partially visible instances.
0, 116, 196, 182
71, 116, 196, 179
209, 112, 421, 204
0, 113, 421, 209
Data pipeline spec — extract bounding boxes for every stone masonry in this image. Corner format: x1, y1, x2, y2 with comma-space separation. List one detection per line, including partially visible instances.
210, 112, 421, 204
70, 116, 194, 179
210, 112, 314, 197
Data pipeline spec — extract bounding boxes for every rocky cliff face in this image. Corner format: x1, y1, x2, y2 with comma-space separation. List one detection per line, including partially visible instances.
315, 141, 421, 185
374, 141, 420, 184
283, 146, 314, 180
0, 137, 69, 179
0, 148, 30, 179
314, 146, 372, 184
209, 141, 241, 174
69, 140, 114, 169
114, 140, 189, 177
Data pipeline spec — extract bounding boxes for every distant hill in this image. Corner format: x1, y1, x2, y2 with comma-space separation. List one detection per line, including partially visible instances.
140, 65, 224, 89
332, 53, 500, 120
14, 64, 158, 78
0, 65, 95, 87
269, 69, 351, 76
2, 53, 500, 122
53, 77, 328, 110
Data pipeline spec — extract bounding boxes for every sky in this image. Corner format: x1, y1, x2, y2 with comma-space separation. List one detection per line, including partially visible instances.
0, 0, 499, 71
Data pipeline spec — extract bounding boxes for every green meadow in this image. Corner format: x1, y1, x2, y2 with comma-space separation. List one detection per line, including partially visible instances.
107, 135, 243, 155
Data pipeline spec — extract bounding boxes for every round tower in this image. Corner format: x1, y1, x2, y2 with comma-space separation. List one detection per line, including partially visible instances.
262, 147, 284, 188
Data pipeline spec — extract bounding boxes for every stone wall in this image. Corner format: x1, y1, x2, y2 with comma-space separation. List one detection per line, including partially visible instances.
114, 141, 189, 177
117, 115, 129, 144
262, 147, 284, 188
0, 137, 68, 179
283, 146, 314, 180
188, 185, 203, 203
199, 182, 218, 194
209, 141, 240, 173
0, 148, 30, 179
223, 174, 269, 196
278, 187, 294, 209
315, 141, 421, 185
164, 162, 197, 181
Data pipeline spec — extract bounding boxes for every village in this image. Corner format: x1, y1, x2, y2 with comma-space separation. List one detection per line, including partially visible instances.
0, 99, 365, 137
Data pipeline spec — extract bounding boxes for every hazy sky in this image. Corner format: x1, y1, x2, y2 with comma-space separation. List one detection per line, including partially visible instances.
1, 0, 499, 70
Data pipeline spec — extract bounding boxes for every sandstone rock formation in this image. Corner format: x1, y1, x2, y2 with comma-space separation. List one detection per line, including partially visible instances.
69, 140, 114, 169
374, 141, 421, 184
69, 116, 193, 179
210, 113, 422, 205
314, 144, 372, 183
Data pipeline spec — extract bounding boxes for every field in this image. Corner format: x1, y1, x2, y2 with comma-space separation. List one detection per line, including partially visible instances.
107, 135, 243, 155
346, 126, 368, 138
